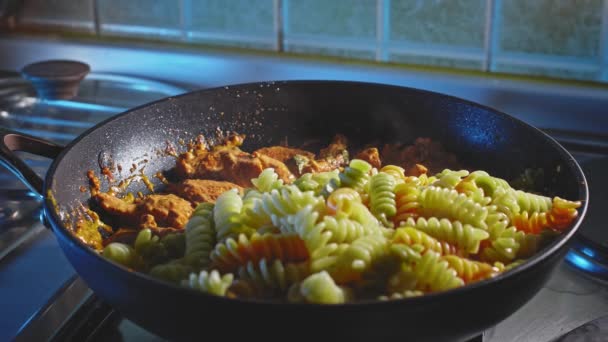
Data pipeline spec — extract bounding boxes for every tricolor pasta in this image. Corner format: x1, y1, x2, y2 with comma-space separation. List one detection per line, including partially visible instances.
96, 137, 581, 304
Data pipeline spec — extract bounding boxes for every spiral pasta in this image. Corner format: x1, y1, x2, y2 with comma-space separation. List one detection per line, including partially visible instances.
210, 232, 309, 273
299, 271, 351, 304
251, 168, 283, 193
214, 189, 253, 242
485, 206, 510, 240
467, 171, 511, 197
294, 170, 340, 196
368, 172, 397, 227
160, 232, 186, 258
393, 182, 420, 224
392, 226, 462, 256
479, 227, 556, 263
319, 216, 375, 244
257, 185, 325, 218
379, 165, 406, 183
405, 217, 489, 254
103, 242, 141, 268
134, 228, 169, 266
328, 234, 389, 284
513, 190, 552, 214
237, 259, 310, 293
149, 259, 193, 283
273, 205, 331, 254
442, 255, 496, 283
184, 270, 234, 296
411, 250, 464, 292
511, 196, 581, 233
433, 169, 469, 189
418, 186, 489, 230
98, 140, 582, 303
454, 178, 491, 206
240, 189, 272, 230
184, 202, 215, 270
339, 159, 372, 193
326, 188, 361, 216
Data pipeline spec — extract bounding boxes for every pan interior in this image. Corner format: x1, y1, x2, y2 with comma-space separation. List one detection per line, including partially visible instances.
46, 81, 583, 236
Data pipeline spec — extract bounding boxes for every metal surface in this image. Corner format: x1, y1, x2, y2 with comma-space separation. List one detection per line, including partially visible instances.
0, 69, 188, 341
487, 262, 608, 342
14, 276, 92, 342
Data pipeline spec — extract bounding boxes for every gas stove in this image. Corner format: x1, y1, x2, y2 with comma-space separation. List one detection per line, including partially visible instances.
1, 36, 607, 342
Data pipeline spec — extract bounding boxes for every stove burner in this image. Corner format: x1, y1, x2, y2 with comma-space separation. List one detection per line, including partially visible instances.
566, 157, 608, 280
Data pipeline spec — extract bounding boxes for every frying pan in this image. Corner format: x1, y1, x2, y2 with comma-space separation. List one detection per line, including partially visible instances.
0, 81, 588, 341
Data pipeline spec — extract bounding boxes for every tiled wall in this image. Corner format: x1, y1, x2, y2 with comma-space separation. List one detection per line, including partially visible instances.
13, 0, 608, 83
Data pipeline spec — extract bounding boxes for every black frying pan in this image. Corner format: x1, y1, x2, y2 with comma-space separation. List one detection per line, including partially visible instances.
0, 81, 588, 341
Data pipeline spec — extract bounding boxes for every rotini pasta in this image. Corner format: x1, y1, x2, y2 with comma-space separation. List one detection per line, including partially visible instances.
184, 270, 234, 296
379, 165, 406, 183
184, 202, 215, 270
442, 255, 496, 283
405, 217, 489, 254
134, 228, 169, 266
149, 259, 193, 283
392, 226, 462, 256
214, 189, 253, 242
411, 250, 464, 292
95, 137, 581, 303
103, 242, 142, 269
237, 259, 310, 293
294, 170, 340, 196
210, 232, 309, 273
418, 186, 489, 230
299, 271, 351, 304
368, 172, 397, 227
339, 159, 372, 193
328, 234, 389, 284
251, 168, 283, 193
433, 169, 469, 189
393, 182, 420, 224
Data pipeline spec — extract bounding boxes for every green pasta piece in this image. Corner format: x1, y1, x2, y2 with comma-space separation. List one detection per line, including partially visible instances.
294, 170, 340, 196
339, 159, 372, 193
184, 202, 215, 270
405, 217, 489, 254
418, 186, 489, 230
433, 169, 469, 189
368, 172, 397, 227
149, 259, 193, 283
411, 250, 464, 292
214, 189, 253, 242
299, 271, 351, 304
161, 232, 186, 259
257, 185, 325, 218
103, 242, 142, 269
468, 171, 511, 197
318, 215, 375, 244
184, 270, 234, 296
251, 168, 284, 193
134, 229, 169, 267
328, 234, 389, 284
237, 259, 310, 294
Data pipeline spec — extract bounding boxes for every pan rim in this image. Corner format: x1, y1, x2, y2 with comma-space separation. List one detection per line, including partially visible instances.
43, 79, 589, 307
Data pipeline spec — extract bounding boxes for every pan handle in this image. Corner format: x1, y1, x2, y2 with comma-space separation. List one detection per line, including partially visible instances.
0, 127, 64, 195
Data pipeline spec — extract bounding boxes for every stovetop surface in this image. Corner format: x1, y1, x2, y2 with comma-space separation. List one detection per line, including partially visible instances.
1, 36, 607, 342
